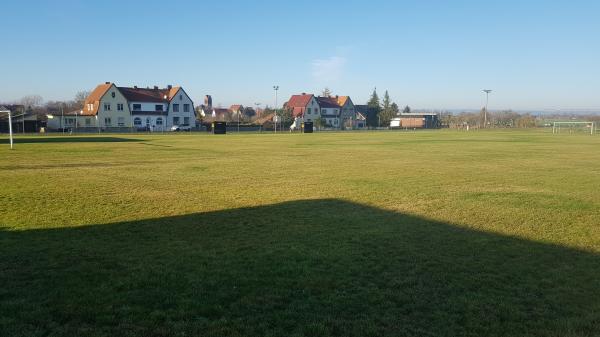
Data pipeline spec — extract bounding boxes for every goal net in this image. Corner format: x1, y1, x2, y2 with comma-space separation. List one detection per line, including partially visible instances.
552, 121, 595, 135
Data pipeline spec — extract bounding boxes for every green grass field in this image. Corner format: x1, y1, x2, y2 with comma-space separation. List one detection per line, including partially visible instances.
1, 130, 599, 337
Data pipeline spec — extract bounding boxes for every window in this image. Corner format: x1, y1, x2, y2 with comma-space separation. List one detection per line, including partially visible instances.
173, 117, 180, 125
134, 117, 142, 126
65, 118, 74, 125
183, 104, 190, 112
133, 104, 141, 111
179, 94, 182, 100
156, 117, 163, 125
117, 103, 124, 111
104, 103, 111, 111
334, 119, 338, 125
307, 108, 311, 114
85, 118, 91, 126
117, 117, 125, 126
87, 103, 94, 111
183, 117, 189, 125
155, 105, 163, 111
111, 92, 116, 98
321, 109, 326, 113
104, 117, 112, 126
173, 104, 180, 112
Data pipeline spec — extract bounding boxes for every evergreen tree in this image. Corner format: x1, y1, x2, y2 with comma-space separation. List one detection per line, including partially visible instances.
367, 87, 380, 109
391, 103, 400, 116
382, 90, 391, 111
379, 90, 395, 126
403, 105, 411, 114
366, 88, 382, 127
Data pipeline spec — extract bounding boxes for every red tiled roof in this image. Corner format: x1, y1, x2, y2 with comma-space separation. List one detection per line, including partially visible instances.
167, 87, 181, 100
119, 87, 170, 103
229, 104, 243, 112
292, 107, 305, 118
287, 94, 314, 108
213, 108, 229, 114
82, 83, 113, 116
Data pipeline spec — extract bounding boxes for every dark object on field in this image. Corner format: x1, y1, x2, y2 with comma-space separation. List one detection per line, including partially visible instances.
213, 121, 226, 134
303, 122, 313, 133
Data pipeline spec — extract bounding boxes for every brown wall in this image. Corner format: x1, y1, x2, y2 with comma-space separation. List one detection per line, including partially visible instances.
400, 118, 425, 128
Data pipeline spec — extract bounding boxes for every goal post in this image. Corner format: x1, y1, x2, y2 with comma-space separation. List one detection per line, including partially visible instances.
553, 121, 595, 135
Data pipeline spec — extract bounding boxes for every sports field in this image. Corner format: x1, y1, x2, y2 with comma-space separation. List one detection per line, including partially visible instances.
1, 130, 599, 336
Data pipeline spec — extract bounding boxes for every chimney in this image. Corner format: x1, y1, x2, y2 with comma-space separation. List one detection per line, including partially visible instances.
154, 86, 159, 90
302, 92, 306, 95
167, 85, 172, 90
134, 86, 138, 89
105, 81, 110, 84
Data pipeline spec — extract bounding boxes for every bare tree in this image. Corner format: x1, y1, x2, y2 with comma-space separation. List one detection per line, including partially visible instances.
321, 87, 332, 97
20, 95, 43, 109
74, 90, 91, 109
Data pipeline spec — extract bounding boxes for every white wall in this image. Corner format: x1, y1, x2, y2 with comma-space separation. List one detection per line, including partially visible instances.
132, 115, 168, 131
129, 102, 168, 112
302, 97, 321, 123
168, 88, 196, 128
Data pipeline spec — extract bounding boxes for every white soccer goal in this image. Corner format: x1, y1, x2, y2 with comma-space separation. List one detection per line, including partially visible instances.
552, 121, 595, 135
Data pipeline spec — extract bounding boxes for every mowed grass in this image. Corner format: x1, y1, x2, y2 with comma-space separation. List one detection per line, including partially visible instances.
0, 130, 599, 337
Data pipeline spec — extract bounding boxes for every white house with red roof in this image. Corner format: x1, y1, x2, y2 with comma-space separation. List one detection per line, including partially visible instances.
285, 93, 321, 124
48, 82, 197, 132
48, 82, 132, 131
119, 85, 195, 131
285, 93, 357, 130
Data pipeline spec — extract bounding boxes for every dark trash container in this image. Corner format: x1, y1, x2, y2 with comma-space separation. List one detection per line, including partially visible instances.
303, 122, 313, 133
213, 122, 227, 134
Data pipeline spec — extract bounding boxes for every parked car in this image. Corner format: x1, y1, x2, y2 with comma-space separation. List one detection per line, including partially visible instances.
170, 124, 192, 132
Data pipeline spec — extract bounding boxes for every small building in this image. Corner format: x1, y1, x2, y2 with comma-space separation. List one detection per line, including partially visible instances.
0, 105, 45, 133
229, 105, 244, 118
354, 111, 367, 129
317, 96, 342, 128
391, 113, 440, 129
120, 85, 195, 131
285, 93, 321, 124
335, 96, 356, 130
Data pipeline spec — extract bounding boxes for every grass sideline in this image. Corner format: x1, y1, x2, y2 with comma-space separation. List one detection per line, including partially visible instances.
1, 129, 599, 336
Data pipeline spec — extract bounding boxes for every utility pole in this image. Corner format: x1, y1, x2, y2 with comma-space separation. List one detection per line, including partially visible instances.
483, 89, 492, 128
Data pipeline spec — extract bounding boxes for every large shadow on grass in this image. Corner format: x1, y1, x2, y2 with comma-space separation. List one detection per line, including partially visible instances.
1, 199, 598, 337
0, 136, 143, 144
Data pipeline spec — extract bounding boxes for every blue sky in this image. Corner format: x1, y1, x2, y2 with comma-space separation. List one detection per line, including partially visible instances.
2, 0, 599, 110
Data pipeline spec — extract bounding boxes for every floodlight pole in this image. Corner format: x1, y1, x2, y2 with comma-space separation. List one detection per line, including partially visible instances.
273, 86, 279, 133
61, 104, 65, 134
483, 90, 492, 128
255, 103, 261, 118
